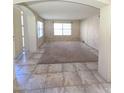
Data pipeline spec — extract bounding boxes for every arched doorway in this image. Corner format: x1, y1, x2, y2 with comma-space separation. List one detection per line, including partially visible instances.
14, 0, 111, 82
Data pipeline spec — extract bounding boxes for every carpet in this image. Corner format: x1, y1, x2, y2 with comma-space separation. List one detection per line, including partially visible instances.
38, 42, 98, 64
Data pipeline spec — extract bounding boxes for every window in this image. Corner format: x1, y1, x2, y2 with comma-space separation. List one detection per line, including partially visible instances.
54, 23, 71, 35
37, 21, 43, 38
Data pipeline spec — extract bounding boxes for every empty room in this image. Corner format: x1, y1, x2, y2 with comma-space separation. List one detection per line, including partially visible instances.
13, 0, 111, 93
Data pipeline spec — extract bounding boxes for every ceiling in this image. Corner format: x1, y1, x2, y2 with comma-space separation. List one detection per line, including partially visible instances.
27, 1, 100, 20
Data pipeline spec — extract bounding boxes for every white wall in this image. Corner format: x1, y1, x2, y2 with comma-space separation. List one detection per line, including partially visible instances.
20, 6, 37, 53
13, 6, 23, 58
22, 6, 45, 50
27, 16, 37, 52
80, 15, 100, 50
44, 20, 80, 42
35, 15, 45, 48
98, 5, 111, 82
23, 13, 29, 52
80, 6, 111, 82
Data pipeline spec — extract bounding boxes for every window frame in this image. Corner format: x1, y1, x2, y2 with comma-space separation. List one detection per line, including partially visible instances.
37, 21, 44, 38
54, 22, 72, 36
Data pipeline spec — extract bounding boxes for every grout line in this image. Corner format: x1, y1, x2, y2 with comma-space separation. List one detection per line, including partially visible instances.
84, 64, 108, 93
73, 63, 84, 87
43, 63, 49, 92
81, 64, 90, 93
85, 64, 100, 83
14, 50, 109, 93
62, 63, 66, 93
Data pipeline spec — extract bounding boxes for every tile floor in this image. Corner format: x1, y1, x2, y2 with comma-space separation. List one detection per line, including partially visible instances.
14, 49, 111, 93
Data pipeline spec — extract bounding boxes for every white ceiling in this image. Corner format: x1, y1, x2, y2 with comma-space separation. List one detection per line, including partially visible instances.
27, 1, 100, 20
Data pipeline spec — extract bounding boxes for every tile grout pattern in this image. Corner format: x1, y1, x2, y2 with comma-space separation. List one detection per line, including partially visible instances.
14, 43, 111, 93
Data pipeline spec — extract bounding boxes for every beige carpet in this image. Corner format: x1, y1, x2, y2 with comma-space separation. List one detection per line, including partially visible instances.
38, 42, 98, 64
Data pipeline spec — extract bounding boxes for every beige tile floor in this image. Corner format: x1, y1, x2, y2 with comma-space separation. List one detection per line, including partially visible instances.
14, 49, 111, 93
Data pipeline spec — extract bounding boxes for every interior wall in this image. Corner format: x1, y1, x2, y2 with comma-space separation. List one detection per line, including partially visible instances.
20, 6, 37, 53
80, 15, 100, 51
44, 20, 80, 42
13, 6, 23, 58
27, 16, 37, 52
35, 15, 45, 48
23, 12, 29, 52
98, 5, 111, 82
22, 6, 45, 49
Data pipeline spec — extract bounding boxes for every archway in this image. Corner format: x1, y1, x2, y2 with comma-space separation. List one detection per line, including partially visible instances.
14, 5, 37, 54
13, 0, 111, 82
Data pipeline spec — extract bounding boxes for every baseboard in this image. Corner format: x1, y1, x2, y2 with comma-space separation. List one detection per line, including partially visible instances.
14, 51, 23, 61
14, 49, 29, 61
81, 41, 98, 56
